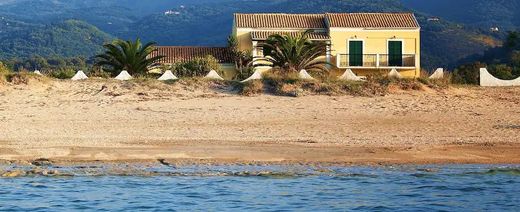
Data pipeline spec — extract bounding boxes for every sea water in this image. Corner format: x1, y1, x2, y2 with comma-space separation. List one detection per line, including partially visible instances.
0, 165, 519, 211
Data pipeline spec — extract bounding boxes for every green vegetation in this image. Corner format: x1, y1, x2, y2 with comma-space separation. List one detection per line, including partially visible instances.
1, 55, 88, 77
238, 71, 427, 97
402, 0, 520, 31
452, 31, 520, 84
0, 19, 112, 59
228, 36, 254, 80
95, 38, 164, 76
0, 61, 11, 83
258, 31, 331, 74
170, 55, 221, 78
49, 68, 77, 79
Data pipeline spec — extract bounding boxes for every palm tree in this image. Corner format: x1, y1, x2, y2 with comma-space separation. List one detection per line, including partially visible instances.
256, 30, 331, 74
95, 38, 164, 76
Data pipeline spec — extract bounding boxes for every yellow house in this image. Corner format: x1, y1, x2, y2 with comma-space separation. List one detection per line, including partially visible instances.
233, 13, 421, 78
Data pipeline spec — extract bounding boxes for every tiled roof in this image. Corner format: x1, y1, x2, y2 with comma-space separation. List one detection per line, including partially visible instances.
326, 13, 419, 28
151, 46, 234, 64
234, 13, 326, 29
251, 31, 330, 40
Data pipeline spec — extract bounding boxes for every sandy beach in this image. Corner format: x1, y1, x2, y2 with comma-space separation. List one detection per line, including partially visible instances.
0, 78, 519, 166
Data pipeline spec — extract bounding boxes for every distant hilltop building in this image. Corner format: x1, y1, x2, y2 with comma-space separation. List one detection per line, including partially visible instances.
427, 17, 440, 22
164, 10, 180, 15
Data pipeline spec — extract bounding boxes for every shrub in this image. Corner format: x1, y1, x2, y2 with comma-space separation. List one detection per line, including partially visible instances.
49, 68, 76, 79
392, 78, 422, 90
5, 71, 47, 85
452, 62, 485, 84
172, 55, 222, 78
488, 64, 515, 80
259, 72, 390, 97
237, 80, 264, 96
418, 72, 452, 90
0, 61, 11, 83
233, 66, 255, 81
88, 66, 112, 78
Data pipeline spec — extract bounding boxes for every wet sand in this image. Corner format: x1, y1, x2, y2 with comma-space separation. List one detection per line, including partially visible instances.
0, 79, 519, 166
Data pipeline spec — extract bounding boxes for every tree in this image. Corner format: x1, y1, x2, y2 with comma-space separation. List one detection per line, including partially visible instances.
228, 35, 254, 79
488, 64, 514, 80
95, 38, 164, 76
452, 62, 486, 84
256, 30, 331, 74
505, 31, 520, 50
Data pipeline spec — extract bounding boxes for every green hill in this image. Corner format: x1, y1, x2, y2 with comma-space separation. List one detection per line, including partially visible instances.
402, 0, 520, 31
0, 19, 112, 59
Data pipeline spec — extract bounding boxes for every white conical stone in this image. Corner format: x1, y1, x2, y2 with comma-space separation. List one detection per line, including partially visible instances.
71, 70, 88, 81
298, 69, 315, 80
338, 69, 363, 81
33, 70, 42, 76
241, 70, 263, 83
388, 68, 403, 79
429, 68, 444, 79
204, 70, 224, 80
158, 70, 178, 81
114, 70, 132, 81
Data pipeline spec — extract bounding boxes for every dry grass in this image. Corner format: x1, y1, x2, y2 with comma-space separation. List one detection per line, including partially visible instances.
4, 72, 49, 85
0, 68, 453, 97
238, 80, 264, 96
417, 70, 453, 90
249, 72, 393, 97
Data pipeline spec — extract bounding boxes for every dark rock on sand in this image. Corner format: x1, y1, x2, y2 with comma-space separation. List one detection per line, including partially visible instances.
31, 158, 53, 167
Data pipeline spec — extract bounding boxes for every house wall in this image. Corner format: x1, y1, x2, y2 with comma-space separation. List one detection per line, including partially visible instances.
329, 28, 421, 78
235, 26, 421, 79
235, 28, 254, 51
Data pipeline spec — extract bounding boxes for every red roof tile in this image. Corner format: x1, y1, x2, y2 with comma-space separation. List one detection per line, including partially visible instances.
234, 13, 326, 29
326, 13, 419, 28
151, 46, 234, 64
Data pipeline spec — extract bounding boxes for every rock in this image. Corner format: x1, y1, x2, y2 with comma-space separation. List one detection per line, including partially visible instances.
298, 69, 315, 80
114, 70, 132, 81
429, 68, 444, 80
31, 158, 52, 167
158, 70, 178, 81
204, 70, 225, 80
1, 170, 26, 178
33, 70, 43, 76
338, 69, 364, 81
388, 68, 403, 79
241, 70, 264, 83
71, 70, 89, 81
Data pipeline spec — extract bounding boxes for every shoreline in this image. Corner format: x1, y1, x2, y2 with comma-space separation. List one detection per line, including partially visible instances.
2, 141, 520, 167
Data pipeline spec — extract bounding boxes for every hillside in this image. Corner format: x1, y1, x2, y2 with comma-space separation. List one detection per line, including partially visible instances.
0, 19, 112, 59
0, 0, 504, 69
402, 0, 520, 31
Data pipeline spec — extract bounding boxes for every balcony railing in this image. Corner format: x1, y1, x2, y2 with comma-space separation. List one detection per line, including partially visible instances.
337, 54, 378, 68
337, 54, 416, 68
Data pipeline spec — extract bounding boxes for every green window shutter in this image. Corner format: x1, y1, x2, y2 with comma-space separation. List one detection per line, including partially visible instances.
388, 41, 403, 66
349, 41, 363, 66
